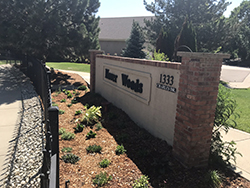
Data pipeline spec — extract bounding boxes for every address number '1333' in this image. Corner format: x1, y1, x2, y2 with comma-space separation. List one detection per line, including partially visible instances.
160, 74, 174, 86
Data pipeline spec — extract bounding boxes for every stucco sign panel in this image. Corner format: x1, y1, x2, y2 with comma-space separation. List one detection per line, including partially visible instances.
103, 63, 152, 104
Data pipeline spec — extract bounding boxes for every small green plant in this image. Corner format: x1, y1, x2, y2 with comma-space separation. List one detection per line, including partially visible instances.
73, 123, 84, 133
64, 90, 70, 95
95, 123, 103, 131
93, 172, 112, 187
57, 87, 62, 94
75, 91, 81, 96
67, 92, 73, 98
204, 170, 222, 188
61, 147, 72, 153
78, 85, 87, 90
86, 145, 102, 153
75, 110, 82, 115
67, 103, 72, 107
99, 159, 111, 168
71, 98, 78, 104
61, 131, 75, 140
60, 99, 66, 103
115, 144, 126, 155
52, 102, 58, 107
81, 105, 102, 125
59, 128, 66, 135
61, 153, 80, 164
149, 49, 169, 62
86, 130, 97, 139
133, 175, 150, 188
59, 109, 65, 115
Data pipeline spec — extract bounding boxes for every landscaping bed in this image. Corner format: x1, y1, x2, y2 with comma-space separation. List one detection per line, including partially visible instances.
51, 70, 250, 188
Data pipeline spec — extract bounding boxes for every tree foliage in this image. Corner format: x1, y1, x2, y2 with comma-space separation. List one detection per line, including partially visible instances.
143, 0, 230, 54
122, 21, 146, 59
0, 0, 100, 61
224, 1, 250, 61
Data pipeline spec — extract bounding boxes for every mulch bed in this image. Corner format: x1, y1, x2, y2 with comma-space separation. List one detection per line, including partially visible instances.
51, 70, 250, 188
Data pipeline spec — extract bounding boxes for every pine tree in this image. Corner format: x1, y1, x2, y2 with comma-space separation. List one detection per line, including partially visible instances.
122, 21, 146, 59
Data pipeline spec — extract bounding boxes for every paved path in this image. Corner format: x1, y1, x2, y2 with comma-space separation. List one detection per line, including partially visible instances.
0, 65, 22, 184
221, 65, 250, 88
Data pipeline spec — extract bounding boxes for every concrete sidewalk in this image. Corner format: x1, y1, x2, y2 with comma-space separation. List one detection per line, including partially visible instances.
0, 65, 22, 185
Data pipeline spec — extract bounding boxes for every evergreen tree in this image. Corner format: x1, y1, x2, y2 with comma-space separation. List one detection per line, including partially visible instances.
156, 28, 174, 60
0, 0, 100, 61
143, 0, 230, 52
122, 21, 146, 59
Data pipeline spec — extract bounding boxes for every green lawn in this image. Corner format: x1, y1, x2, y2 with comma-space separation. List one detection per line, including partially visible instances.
0, 60, 7, 64
231, 88, 250, 133
46, 62, 90, 73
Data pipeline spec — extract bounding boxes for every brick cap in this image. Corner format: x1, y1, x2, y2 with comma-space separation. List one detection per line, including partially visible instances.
177, 52, 230, 59
89, 49, 104, 54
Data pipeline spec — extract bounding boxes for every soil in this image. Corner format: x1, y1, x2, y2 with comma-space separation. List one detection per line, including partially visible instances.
51, 70, 250, 188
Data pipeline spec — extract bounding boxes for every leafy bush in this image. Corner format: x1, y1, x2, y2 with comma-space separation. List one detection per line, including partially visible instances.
59, 128, 66, 135
133, 175, 150, 188
78, 85, 87, 90
61, 147, 72, 153
210, 84, 241, 165
61, 132, 75, 140
75, 110, 82, 115
99, 159, 111, 168
61, 153, 80, 164
86, 130, 97, 139
59, 110, 65, 115
67, 103, 72, 107
81, 105, 102, 125
93, 172, 112, 187
204, 170, 222, 188
86, 145, 102, 153
73, 123, 84, 133
67, 92, 73, 98
60, 99, 66, 103
115, 144, 126, 155
149, 50, 169, 61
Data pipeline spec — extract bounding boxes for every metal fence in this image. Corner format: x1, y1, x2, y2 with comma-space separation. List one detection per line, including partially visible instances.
18, 56, 59, 188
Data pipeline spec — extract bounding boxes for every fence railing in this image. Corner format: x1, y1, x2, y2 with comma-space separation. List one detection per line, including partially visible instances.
18, 56, 59, 188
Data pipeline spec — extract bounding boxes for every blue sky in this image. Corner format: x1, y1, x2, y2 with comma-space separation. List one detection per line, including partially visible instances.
98, 0, 243, 18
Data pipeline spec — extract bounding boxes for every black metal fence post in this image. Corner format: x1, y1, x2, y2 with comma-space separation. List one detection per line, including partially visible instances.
48, 106, 59, 188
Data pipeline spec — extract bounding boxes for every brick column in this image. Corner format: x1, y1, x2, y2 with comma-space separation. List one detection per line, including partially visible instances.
173, 52, 230, 167
89, 50, 104, 92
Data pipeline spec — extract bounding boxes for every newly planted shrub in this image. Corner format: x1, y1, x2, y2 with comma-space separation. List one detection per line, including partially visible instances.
93, 172, 112, 187
86, 130, 97, 139
78, 85, 87, 91
61, 153, 80, 164
133, 175, 150, 188
81, 105, 102, 125
59, 110, 65, 115
99, 159, 111, 168
61, 132, 75, 140
86, 145, 102, 153
61, 147, 73, 153
115, 144, 126, 155
75, 110, 82, 115
59, 128, 66, 135
60, 99, 66, 103
210, 84, 241, 165
74, 123, 84, 133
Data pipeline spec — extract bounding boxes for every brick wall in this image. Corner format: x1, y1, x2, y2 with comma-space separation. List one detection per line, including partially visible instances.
173, 52, 230, 167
